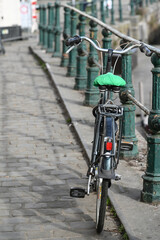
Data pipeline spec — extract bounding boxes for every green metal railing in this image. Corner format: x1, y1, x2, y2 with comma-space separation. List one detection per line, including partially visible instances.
38, 0, 158, 49
38, 0, 160, 204
130, 0, 157, 16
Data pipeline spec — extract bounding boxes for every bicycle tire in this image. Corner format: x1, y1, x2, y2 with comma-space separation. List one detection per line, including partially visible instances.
96, 178, 109, 233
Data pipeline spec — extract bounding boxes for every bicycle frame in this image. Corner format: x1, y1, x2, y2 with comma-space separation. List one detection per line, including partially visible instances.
87, 87, 123, 195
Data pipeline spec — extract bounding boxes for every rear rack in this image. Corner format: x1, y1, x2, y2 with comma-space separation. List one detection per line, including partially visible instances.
98, 104, 123, 118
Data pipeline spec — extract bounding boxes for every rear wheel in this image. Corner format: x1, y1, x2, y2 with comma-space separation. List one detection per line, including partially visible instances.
96, 178, 109, 233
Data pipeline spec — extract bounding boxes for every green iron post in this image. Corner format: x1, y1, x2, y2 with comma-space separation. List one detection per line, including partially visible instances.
111, 0, 115, 25
100, 0, 106, 22
91, 0, 97, 17
79, 2, 83, 11
41, 5, 44, 46
106, 3, 109, 18
61, 7, 70, 67
84, 20, 99, 106
102, 29, 112, 74
102, 29, 113, 100
47, 3, 54, 53
52, 5, 55, 50
141, 0, 144, 7
42, 5, 47, 48
44, 5, 48, 49
130, 0, 135, 16
119, 0, 123, 22
141, 53, 160, 203
52, 1, 61, 57
119, 50, 138, 159
38, 5, 42, 45
74, 15, 87, 90
67, 10, 77, 77
145, 0, 149, 6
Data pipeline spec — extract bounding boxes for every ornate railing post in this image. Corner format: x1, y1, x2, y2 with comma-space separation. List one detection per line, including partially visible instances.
100, 0, 106, 22
38, 5, 43, 45
111, 0, 115, 25
102, 29, 112, 74
141, 53, 160, 203
61, 7, 70, 67
141, 0, 144, 7
79, 2, 83, 11
75, 15, 87, 90
52, 1, 61, 57
47, 3, 54, 53
91, 0, 97, 17
41, 5, 44, 46
106, 3, 109, 18
67, 10, 77, 77
119, 0, 123, 22
145, 0, 149, 6
44, 5, 48, 49
42, 5, 47, 48
130, 0, 135, 16
84, 20, 99, 106
119, 49, 138, 159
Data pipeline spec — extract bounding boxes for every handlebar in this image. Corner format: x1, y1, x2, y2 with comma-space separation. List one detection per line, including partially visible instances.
65, 35, 82, 46
65, 35, 152, 56
139, 43, 152, 56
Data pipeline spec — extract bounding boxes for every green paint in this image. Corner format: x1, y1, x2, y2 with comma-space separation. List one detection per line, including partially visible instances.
84, 20, 99, 106
42, 5, 47, 48
52, 1, 61, 57
100, 0, 106, 23
75, 14, 87, 90
111, 0, 115, 24
119, 0, 123, 22
119, 51, 138, 159
91, 0, 97, 17
38, 5, 43, 45
61, 7, 70, 67
67, 10, 77, 77
102, 29, 112, 74
47, 3, 54, 53
141, 53, 160, 203
130, 0, 135, 16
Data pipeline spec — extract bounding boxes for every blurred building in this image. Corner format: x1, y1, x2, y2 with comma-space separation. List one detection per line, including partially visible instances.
0, 0, 21, 27
0, 0, 38, 40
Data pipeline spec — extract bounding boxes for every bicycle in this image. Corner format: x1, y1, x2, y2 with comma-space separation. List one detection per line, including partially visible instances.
65, 35, 151, 233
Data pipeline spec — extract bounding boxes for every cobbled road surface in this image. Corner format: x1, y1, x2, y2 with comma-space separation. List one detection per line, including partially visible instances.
0, 39, 122, 240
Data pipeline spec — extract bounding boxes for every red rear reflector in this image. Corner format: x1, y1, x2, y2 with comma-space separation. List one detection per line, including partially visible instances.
106, 142, 112, 151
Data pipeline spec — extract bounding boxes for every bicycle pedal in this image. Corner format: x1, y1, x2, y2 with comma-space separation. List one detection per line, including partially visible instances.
120, 141, 133, 151
115, 174, 121, 181
70, 187, 86, 198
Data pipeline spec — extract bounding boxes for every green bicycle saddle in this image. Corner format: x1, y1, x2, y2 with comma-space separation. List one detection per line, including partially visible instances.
94, 72, 126, 87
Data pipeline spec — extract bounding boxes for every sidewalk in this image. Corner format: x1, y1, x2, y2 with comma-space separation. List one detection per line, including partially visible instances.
30, 38, 160, 240
0, 38, 123, 240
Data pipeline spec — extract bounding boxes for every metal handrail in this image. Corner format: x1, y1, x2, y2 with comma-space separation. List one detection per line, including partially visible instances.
60, 3, 160, 55
124, 91, 150, 115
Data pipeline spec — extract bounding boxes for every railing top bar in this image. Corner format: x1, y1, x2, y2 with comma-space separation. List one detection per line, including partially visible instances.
60, 3, 160, 55
126, 91, 150, 115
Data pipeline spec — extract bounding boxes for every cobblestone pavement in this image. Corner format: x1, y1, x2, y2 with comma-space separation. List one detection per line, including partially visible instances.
0, 40, 123, 239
